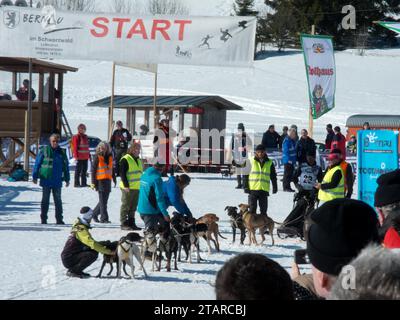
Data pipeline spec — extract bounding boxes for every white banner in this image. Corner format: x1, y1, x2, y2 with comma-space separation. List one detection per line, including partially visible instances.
116, 62, 158, 73
301, 34, 336, 119
0, 6, 256, 67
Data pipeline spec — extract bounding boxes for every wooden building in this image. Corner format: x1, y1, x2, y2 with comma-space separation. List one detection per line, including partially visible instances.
0, 57, 77, 173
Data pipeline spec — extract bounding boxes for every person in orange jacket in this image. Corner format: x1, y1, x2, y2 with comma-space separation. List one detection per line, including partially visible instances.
91, 142, 115, 223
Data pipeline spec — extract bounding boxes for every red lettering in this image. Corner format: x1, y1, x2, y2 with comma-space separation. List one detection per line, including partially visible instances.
174, 20, 192, 41
90, 17, 109, 38
151, 20, 171, 40
127, 19, 148, 39
112, 18, 131, 39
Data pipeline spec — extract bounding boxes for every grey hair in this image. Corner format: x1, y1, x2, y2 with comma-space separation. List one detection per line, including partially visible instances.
380, 201, 400, 219
49, 134, 60, 141
95, 141, 110, 155
329, 245, 400, 300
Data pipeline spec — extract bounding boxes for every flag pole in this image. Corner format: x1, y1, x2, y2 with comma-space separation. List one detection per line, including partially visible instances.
308, 25, 315, 138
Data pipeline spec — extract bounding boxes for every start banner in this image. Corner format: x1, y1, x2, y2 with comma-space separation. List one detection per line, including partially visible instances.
0, 6, 256, 67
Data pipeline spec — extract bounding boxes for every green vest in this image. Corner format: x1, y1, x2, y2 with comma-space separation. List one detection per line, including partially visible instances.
249, 158, 272, 192
39, 146, 67, 180
318, 166, 345, 202
119, 154, 143, 190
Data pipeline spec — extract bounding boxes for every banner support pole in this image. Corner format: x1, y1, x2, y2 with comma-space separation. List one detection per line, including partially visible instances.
108, 62, 116, 140
153, 71, 158, 130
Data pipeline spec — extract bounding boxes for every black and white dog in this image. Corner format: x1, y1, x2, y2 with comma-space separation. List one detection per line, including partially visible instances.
225, 206, 246, 244
97, 233, 147, 279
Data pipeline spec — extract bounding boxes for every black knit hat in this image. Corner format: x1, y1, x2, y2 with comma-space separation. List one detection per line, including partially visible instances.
374, 169, 400, 207
238, 123, 245, 130
306, 199, 379, 276
255, 144, 266, 151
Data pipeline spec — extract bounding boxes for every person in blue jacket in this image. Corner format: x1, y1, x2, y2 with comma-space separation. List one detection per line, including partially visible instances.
32, 134, 70, 224
282, 129, 297, 192
138, 163, 170, 233
163, 174, 193, 219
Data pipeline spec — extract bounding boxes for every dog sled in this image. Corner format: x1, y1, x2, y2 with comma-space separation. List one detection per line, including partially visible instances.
277, 191, 317, 240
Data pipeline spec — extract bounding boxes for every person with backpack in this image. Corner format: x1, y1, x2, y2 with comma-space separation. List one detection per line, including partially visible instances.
32, 134, 70, 224
72, 123, 90, 188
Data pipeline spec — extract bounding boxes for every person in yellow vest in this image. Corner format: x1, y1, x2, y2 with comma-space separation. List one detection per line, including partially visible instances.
315, 150, 345, 204
91, 142, 115, 223
119, 142, 143, 230
245, 144, 278, 215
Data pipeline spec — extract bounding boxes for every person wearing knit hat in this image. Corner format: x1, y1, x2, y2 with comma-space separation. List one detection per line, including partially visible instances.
61, 207, 114, 278
305, 198, 380, 298
374, 169, 400, 243
231, 123, 250, 189
244, 144, 278, 216
315, 149, 345, 204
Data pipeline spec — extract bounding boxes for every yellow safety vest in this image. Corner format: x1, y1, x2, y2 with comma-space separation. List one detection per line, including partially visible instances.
249, 158, 272, 192
318, 166, 345, 202
119, 154, 143, 190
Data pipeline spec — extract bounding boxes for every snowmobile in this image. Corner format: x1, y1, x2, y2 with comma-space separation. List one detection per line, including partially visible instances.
277, 190, 317, 240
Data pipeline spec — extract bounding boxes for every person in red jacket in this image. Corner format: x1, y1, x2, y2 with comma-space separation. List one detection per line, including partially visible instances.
72, 124, 90, 187
331, 126, 347, 160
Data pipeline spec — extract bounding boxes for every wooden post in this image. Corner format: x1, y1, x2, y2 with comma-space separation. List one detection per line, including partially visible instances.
153, 72, 158, 129
24, 59, 33, 172
108, 63, 116, 140
131, 109, 136, 135
308, 25, 315, 138
57, 73, 64, 134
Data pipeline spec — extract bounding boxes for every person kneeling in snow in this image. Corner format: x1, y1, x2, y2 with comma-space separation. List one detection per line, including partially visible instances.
61, 207, 115, 278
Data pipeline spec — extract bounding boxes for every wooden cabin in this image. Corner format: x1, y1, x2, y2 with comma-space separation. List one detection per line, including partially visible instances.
0, 57, 77, 173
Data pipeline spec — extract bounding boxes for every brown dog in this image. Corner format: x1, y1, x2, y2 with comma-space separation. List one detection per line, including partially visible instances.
196, 213, 227, 253
238, 204, 275, 246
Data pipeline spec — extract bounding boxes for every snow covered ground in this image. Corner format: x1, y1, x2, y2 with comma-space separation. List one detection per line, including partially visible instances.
0, 174, 307, 300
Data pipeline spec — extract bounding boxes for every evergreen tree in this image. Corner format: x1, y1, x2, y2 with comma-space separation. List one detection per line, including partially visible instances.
234, 0, 258, 16
263, 0, 400, 50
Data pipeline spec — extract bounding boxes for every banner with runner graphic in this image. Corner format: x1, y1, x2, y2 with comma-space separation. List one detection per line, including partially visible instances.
301, 34, 336, 119
0, 6, 256, 67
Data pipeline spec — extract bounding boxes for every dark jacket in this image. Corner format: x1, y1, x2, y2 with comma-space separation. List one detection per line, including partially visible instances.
61, 219, 112, 262
321, 163, 342, 190
325, 130, 335, 149
16, 87, 36, 101
91, 153, 115, 192
110, 128, 132, 150
296, 137, 316, 163
279, 133, 288, 150
262, 131, 280, 150
245, 155, 278, 195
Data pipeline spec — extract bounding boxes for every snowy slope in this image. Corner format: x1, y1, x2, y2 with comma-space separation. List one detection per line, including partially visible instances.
58, 47, 400, 144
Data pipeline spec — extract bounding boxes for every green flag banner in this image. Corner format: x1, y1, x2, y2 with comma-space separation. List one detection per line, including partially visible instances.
300, 34, 336, 120
377, 22, 400, 34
